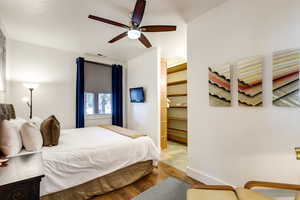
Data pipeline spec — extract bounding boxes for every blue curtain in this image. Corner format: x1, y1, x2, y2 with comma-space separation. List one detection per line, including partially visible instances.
76, 57, 85, 128
112, 65, 123, 127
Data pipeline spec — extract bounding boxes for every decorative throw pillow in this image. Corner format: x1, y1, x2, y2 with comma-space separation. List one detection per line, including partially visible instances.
40, 115, 60, 146
0, 104, 16, 120
0, 119, 24, 156
20, 122, 43, 151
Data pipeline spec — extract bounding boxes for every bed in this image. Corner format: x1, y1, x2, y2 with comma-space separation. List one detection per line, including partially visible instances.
40, 126, 160, 200
0, 104, 159, 199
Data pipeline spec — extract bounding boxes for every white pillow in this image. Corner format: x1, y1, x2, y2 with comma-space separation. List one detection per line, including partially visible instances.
10, 118, 27, 131
0, 119, 24, 156
20, 122, 43, 151
30, 117, 43, 129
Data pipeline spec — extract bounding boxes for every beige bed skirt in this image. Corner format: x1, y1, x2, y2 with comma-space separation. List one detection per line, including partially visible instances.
41, 161, 154, 200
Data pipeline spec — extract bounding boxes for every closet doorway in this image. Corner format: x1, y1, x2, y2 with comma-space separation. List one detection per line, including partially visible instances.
160, 61, 188, 172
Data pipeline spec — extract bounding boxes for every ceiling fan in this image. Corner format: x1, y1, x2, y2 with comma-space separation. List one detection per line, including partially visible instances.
88, 0, 177, 48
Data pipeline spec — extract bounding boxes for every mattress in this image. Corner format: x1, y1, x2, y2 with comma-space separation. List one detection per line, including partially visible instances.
40, 127, 160, 196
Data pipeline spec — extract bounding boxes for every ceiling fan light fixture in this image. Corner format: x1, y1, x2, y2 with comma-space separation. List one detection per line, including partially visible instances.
88, 0, 176, 48
127, 29, 141, 40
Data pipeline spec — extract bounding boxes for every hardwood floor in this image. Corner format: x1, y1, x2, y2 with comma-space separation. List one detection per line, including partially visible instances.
92, 162, 203, 200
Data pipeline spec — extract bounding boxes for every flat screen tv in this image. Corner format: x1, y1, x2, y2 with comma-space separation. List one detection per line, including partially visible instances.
130, 87, 145, 103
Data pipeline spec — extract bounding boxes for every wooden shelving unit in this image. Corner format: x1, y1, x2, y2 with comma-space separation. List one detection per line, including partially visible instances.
167, 128, 187, 135
167, 80, 187, 86
168, 134, 187, 144
167, 62, 188, 145
167, 63, 187, 74
168, 93, 187, 97
168, 117, 187, 121
169, 106, 187, 108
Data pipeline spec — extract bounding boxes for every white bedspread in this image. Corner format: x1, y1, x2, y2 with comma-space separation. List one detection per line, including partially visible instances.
40, 127, 160, 196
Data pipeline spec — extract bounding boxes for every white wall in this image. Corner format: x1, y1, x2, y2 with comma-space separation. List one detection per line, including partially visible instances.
188, 0, 300, 186
0, 92, 4, 103
6, 39, 124, 128
127, 48, 161, 147
0, 18, 6, 103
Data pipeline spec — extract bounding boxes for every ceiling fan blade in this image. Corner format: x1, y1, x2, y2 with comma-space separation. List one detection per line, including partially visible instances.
140, 25, 177, 32
108, 32, 128, 43
131, 0, 146, 27
139, 33, 152, 48
88, 15, 129, 29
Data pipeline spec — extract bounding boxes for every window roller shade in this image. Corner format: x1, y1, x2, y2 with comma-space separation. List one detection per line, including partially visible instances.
84, 62, 112, 93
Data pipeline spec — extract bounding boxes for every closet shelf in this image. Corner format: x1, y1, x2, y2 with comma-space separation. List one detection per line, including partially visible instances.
167, 93, 187, 97
169, 106, 187, 108
168, 117, 187, 121
167, 63, 187, 74
167, 80, 187, 86
167, 134, 187, 145
168, 128, 187, 135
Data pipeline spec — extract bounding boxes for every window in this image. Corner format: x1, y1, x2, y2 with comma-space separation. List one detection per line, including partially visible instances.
84, 93, 95, 115
84, 61, 112, 116
98, 93, 112, 114
84, 93, 112, 115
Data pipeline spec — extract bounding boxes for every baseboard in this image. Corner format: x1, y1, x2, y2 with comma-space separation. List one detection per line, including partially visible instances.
186, 166, 235, 187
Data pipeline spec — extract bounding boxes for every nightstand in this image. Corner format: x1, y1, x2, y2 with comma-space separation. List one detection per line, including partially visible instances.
0, 151, 44, 200
0, 175, 44, 200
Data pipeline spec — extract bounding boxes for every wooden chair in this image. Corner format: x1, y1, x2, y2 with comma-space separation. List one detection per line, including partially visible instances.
187, 181, 300, 200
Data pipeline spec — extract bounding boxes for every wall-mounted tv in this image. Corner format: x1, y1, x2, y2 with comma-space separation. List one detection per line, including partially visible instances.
130, 87, 145, 103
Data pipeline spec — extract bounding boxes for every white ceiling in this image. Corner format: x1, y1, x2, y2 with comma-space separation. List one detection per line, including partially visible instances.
0, 0, 226, 61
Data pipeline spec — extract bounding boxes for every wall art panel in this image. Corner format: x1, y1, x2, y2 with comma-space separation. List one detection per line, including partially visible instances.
238, 56, 263, 107
209, 64, 231, 107
273, 49, 300, 107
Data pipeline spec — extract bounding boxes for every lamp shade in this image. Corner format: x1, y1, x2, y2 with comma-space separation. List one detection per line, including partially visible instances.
22, 97, 29, 102
23, 83, 39, 89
